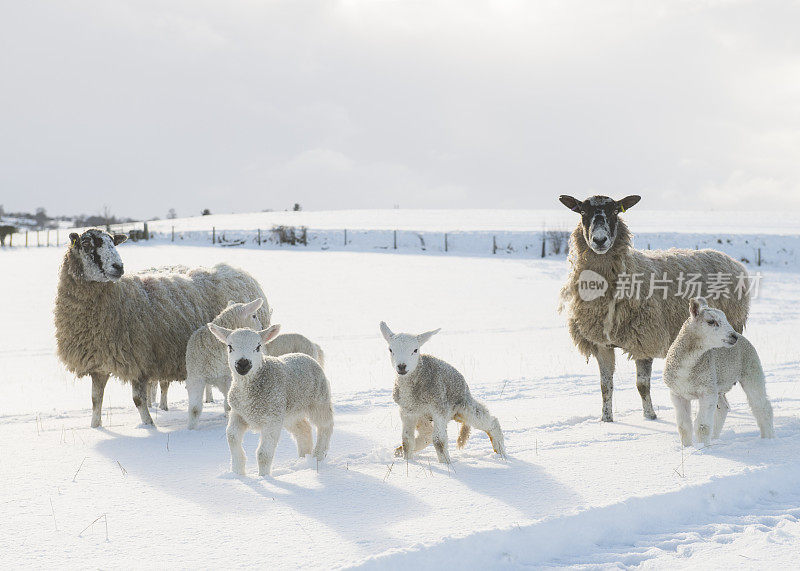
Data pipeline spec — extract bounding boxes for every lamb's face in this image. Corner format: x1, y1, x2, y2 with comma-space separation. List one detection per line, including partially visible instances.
689, 298, 739, 349
207, 323, 281, 377
558, 194, 641, 255
68, 229, 128, 282
380, 322, 440, 376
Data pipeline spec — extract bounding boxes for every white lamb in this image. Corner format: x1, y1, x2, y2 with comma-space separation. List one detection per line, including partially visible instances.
663, 297, 774, 446
380, 322, 507, 463
208, 323, 334, 477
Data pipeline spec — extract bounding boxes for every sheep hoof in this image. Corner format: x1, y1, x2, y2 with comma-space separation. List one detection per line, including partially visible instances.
601, 414, 613, 422
644, 411, 657, 420
394, 445, 405, 458
91, 418, 102, 428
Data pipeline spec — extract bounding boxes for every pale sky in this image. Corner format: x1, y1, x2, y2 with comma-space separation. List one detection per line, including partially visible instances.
2, 1, 799, 220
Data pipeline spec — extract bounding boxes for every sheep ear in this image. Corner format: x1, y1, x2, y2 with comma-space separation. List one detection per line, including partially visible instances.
113, 234, 128, 245
242, 298, 263, 314
689, 297, 707, 318
207, 323, 233, 343
616, 195, 641, 213
558, 195, 582, 213
259, 324, 281, 345
227, 300, 236, 307
379, 321, 394, 342
69, 233, 80, 248
417, 328, 441, 346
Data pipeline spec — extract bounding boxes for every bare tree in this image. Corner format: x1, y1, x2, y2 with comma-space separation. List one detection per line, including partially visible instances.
201, 208, 211, 216
293, 203, 302, 211
167, 208, 177, 219
34, 207, 49, 230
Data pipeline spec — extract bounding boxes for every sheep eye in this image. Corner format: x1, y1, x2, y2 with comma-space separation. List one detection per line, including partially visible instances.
252, 314, 257, 320
228, 345, 233, 353
388, 348, 393, 354
413, 349, 418, 354
255, 345, 261, 352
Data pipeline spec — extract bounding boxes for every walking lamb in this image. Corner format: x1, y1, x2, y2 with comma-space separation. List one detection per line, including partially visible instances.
380, 322, 507, 463
664, 297, 774, 446
208, 323, 334, 477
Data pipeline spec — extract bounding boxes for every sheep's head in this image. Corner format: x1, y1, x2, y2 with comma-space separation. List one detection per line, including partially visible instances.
215, 298, 265, 330
380, 321, 440, 376
558, 195, 640, 254
687, 297, 739, 349
208, 323, 281, 376
68, 229, 127, 282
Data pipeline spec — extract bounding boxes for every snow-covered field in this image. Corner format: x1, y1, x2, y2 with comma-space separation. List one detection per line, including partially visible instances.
2, 241, 799, 568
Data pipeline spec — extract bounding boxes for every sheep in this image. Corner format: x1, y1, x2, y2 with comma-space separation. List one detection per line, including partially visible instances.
0, 225, 15, 246
664, 297, 774, 446
54, 228, 272, 427
558, 195, 750, 422
185, 299, 326, 429
379, 322, 507, 463
208, 323, 334, 477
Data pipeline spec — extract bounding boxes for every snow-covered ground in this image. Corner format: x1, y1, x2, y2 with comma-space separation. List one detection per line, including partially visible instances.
2, 242, 799, 568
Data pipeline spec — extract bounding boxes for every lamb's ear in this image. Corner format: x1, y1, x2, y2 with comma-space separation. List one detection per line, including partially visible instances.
616, 195, 641, 213
417, 328, 441, 346
227, 300, 236, 307
689, 297, 708, 319
242, 298, 263, 314
558, 195, 582, 213
379, 321, 394, 342
113, 234, 128, 245
207, 323, 233, 343
259, 324, 281, 345
69, 233, 80, 248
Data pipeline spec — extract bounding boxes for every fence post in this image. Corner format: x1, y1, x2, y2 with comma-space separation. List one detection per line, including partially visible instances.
37, 231, 40, 247
541, 234, 546, 258
26, 231, 28, 247
56, 229, 59, 246
344, 229, 347, 246
492, 235, 497, 255
257, 228, 261, 246
212, 227, 216, 244
444, 233, 448, 252
143, 222, 149, 240
757, 248, 761, 266
393, 230, 397, 250
172, 226, 175, 242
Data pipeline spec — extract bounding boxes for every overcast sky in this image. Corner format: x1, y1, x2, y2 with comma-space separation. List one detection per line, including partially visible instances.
1, 1, 799, 219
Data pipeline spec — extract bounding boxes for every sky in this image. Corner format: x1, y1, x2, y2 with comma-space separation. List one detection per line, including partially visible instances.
1, 1, 799, 220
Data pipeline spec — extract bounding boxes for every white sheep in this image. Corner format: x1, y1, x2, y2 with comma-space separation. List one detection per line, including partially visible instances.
208, 323, 334, 477
380, 322, 507, 463
54, 228, 272, 427
664, 297, 774, 446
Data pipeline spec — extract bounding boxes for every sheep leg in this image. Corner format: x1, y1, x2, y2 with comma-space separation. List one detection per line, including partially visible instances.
399, 413, 417, 460
90, 373, 109, 428
460, 401, 507, 459
635, 358, 657, 420
186, 377, 205, 430
594, 346, 616, 422
670, 392, 693, 447
432, 415, 451, 464
132, 377, 155, 426
226, 412, 249, 475
311, 405, 334, 462
158, 381, 170, 411
713, 393, 730, 439
739, 373, 775, 438
695, 392, 717, 446
204, 384, 214, 403
395, 417, 433, 457
287, 418, 314, 457
256, 419, 283, 477
148, 382, 157, 406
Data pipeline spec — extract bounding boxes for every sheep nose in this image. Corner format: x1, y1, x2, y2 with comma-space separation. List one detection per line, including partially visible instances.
112, 263, 124, 274
593, 236, 607, 246
397, 364, 407, 375
235, 359, 252, 375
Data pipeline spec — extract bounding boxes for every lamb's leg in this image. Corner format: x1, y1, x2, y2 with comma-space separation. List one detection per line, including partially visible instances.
226, 412, 249, 475
311, 405, 334, 462
399, 413, 417, 460
204, 384, 215, 403
695, 392, 717, 446
90, 373, 109, 428
636, 358, 657, 420
148, 382, 157, 406
431, 415, 451, 464
186, 377, 205, 430
739, 372, 775, 438
158, 381, 169, 411
256, 419, 283, 477
594, 346, 616, 422
287, 418, 314, 457
396, 417, 434, 457
713, 393, 730, 439
459, 401, 508, 459
670, 392, 693, 447
132, 377, 155, 426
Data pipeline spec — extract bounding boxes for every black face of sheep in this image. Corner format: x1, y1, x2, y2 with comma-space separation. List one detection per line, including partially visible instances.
68, 229, 128, 283
559, 195, 641, 254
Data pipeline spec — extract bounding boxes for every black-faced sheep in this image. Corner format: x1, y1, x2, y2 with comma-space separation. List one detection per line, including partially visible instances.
54, 228, 272, 427
558, 195, 750, 422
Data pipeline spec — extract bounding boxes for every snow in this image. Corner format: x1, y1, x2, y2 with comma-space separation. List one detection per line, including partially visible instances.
2, 239, 799, 568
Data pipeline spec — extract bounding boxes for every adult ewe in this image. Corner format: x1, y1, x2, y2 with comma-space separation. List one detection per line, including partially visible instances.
558, 195, 750, 422
54, 228, 272, 427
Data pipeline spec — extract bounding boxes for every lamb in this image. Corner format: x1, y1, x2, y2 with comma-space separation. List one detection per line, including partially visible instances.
208, 323, 334, 477
54, 228, 272, 427
664, 297, 774, 446
379, 322, 507, 463
558, 195, 751, 422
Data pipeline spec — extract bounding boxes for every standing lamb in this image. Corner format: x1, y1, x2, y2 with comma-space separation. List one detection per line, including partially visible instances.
664, 297, 774, 446
558, 195, 750, 422
184, 298, 326, 429
208, 323, 334, 477
54, 228, 272, 427
380, 322, 507, 463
